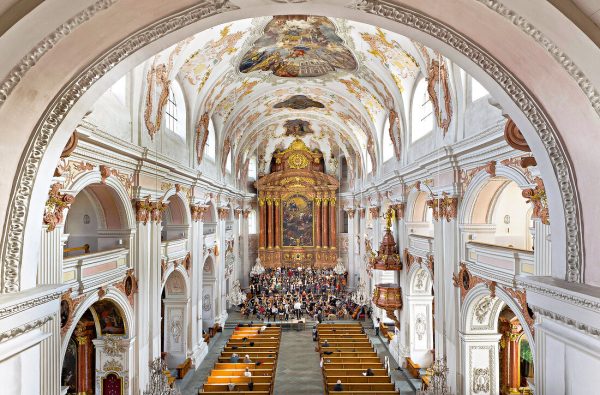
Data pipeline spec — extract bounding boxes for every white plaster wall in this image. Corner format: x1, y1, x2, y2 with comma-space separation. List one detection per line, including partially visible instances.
64, 192, 99, 253
0, 341, 41, 394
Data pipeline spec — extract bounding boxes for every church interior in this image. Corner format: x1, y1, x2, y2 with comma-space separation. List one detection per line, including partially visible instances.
0, 1, 600, 394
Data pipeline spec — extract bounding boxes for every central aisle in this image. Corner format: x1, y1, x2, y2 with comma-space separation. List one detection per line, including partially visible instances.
274, 328, 324, 395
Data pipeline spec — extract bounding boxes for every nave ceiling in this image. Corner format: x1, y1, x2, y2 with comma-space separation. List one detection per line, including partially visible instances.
141, 15, 451, 182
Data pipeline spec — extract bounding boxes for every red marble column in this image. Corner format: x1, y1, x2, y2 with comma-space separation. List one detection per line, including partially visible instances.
259, 197, 266, 249
267, 197, 273, 249
75, 323, 94, 395
315, 197, 322, 248
322, 197, 329, 248
508, 322, 524, 392
274, 197, 281, 248
329, 196, 337, 249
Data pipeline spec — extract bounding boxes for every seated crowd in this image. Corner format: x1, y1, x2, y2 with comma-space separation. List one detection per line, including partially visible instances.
240, 268, 369, 322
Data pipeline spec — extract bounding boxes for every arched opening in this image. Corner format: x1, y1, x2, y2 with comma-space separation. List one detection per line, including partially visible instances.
61, 299, 129, 395
498, 306, 535, 394
469, 177, 533, 250
161, 193, 189, 242
161, 269, 189, 369
461, 288, 535, 395
64, 183, 129, 256
407, 191, 434, 237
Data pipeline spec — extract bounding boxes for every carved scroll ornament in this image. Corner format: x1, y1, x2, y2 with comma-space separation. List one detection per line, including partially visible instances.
44, 183, 74, 231
522, 177, 549, 225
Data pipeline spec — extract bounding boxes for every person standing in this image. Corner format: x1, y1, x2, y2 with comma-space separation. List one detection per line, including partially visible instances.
375, 317, 381, 336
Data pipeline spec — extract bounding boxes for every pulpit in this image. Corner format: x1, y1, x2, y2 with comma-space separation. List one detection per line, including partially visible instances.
255, 139, 339, 268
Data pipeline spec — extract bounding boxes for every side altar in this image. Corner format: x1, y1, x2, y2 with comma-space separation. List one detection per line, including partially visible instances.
255, 139, 339, 268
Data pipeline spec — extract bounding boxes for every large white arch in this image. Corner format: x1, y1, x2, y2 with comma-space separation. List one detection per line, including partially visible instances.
0, 1, 597, 293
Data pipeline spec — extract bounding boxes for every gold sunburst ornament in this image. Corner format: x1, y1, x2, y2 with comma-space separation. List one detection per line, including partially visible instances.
287, 153, 309, 169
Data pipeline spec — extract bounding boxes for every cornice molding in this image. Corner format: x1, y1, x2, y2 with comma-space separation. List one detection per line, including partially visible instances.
0, 0, 118, 107
0, 290, 61, 319
0, 315, 54, 343
533, 306, 600, 338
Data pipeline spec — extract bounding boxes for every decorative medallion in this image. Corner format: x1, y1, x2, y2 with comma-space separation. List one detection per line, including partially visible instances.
287, 153, 309, 169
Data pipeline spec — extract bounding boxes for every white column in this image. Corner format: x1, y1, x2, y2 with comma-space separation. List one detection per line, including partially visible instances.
460, 332, 502, 395
189, 216, 207, 366
406, 294, 434, 366
241, 212, 250, 288
532, 219, 551, 276
233, 213, 241, 285
162, 299, 189, 368
345, 209, 356, 288
133, 217, 151, 391
38, 225, 64, 395
216, 213, 228, 324
149, 219, 162, 359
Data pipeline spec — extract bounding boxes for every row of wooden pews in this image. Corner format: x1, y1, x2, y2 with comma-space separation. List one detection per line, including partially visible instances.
318, 323, 400, 394
199, 324, 281, 394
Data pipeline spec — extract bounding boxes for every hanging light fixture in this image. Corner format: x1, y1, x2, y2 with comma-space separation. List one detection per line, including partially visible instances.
226, 279, 247, 306
333, 257, 346, 275
250, 257, 265, 277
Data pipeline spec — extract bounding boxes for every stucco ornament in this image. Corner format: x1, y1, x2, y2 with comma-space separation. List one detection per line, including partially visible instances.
472, 367, 490, 393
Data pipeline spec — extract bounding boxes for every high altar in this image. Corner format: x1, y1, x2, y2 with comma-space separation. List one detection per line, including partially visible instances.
255, 139, 339, 268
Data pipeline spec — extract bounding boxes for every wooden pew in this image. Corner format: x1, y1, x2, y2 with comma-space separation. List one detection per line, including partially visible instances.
325, 376, 391, 384
324, 369, 388, 376
406, 357, 421, 378
176, 358, 192, 379
325, 383, 396, 392
202, 383, 271, 392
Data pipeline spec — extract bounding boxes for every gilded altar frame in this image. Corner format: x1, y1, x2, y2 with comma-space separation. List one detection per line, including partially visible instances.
255, 139, 339, 268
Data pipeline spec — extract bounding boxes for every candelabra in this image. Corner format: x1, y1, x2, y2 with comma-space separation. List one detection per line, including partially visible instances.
351, 277, 371, 306
418, 357, 453, 395
143, 358, 181, 395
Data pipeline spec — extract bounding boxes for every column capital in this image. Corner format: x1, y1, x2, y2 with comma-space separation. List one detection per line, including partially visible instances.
345, 207, 356, 218
217, 206, 230, 220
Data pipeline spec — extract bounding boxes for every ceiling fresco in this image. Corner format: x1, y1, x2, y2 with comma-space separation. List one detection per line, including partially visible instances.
238, 16, 358, 78
274, 95, 325, 110
138, 16, 456, 186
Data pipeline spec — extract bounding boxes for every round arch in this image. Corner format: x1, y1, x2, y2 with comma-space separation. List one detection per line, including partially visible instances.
0, 0, 595, 293
60, 287, 134, 363
66, 170, 136, 230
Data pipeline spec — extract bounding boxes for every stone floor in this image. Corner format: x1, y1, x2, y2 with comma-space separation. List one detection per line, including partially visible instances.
181, 311, 417, 394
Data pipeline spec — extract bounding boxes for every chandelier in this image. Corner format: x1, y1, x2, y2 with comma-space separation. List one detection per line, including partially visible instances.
351, 278, 371, 306
143, 358, 181, 395
227, 279, 247, 306
418, 357, 453, 395
333, 257, 346, 275
250, 257, 265, 277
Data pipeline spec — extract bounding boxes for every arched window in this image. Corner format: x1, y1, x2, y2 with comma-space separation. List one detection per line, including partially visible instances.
109, 75, 127, 105
248, 157, 256, 180
204, 118, 216, 161
470, 77, 489, 102
225, 152, 232, 174
382, 115, 394, 161
411, 77, 433, 142
248, 211, 257, 234
165, 81, 186, 140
